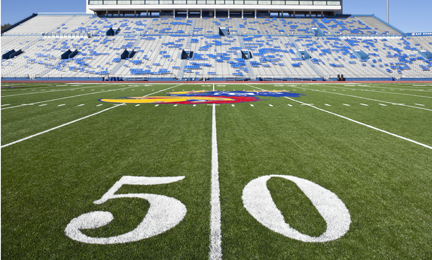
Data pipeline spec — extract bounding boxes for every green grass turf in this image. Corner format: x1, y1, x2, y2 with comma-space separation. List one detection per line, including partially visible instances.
2, 82, 432, 259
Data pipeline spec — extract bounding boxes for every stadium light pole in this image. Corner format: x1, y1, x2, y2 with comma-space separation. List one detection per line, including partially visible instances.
387, 0, 389, 23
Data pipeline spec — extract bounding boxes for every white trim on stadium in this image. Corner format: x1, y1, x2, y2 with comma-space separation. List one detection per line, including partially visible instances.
86, 0, 343, 18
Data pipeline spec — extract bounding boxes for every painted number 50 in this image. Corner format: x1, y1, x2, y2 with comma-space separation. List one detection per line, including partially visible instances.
66, 174, 350, 244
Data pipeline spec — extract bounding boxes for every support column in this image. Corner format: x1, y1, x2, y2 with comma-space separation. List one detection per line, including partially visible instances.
255, 9, 257, 19
187, 9, 189, 18
146, 10, 148, 17
214, 9, 216, 18
228, 10, 230, 18
134, 10, 136, 16
174, 10, 175, 18
200, 9, 202, 18
241, 9, 243, 18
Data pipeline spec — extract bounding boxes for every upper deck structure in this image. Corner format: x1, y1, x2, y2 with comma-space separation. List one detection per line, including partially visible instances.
86, 0, 343, 18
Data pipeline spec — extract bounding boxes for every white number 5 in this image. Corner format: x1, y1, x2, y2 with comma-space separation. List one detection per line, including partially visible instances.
65, 176, 187, 244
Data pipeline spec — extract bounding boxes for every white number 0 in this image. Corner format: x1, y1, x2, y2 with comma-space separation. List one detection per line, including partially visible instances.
242, 175, 351, 243
65, 176, 187, 244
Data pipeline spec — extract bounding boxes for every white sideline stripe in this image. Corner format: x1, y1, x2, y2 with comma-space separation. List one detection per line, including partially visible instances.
1, 85, 182, 149
58, 104, 66, 106
294, 87, 432, 112
379, 103, 387, 106
415, 103, 425, 106
78, 104, 85, 107
325, 104, 331, 106
249, 85, 432, 151
39, 104, 47, 106
360, 103, 369, 106
1, 104, 11, 106
1, 104, 121, 149
210, 84, 222, 260
1, 85, 138, 110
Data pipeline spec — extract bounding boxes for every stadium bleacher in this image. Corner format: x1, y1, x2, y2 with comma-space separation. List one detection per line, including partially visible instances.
2, 14, 431, 81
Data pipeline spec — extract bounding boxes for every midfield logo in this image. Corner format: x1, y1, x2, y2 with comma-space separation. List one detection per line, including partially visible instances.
99, 90, 304, 105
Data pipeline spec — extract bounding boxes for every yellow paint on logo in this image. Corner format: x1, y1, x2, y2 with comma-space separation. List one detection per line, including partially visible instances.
100, 96, 236, 104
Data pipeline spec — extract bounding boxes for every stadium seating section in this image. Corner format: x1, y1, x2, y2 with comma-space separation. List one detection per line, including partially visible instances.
2, 14, 431, 81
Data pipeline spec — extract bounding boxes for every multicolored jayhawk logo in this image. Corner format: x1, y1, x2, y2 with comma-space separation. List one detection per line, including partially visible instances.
99, 90, 304, 105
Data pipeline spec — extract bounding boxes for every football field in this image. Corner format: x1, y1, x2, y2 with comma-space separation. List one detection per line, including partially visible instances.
2, 82, 432, 259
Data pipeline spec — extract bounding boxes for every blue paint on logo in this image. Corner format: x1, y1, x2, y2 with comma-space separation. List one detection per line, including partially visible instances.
168, 91, 305, 98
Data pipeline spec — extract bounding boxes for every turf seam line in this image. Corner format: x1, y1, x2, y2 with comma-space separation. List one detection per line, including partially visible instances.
209, 83, 222, 260
1, 85, 182, 149
294, 87, 432, 112
248, 85, 432, 151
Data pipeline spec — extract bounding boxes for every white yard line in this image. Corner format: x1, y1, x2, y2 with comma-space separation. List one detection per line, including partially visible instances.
305, 84, 432, 98
342, 84, 432, 93
209, 84, 222, 260
1, 85, 182, 149
248, 85, 432, 150
1, 104, 122, 149
1, 86, 139, 111
293, 86, 432, 112
1, 84, 109, 98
